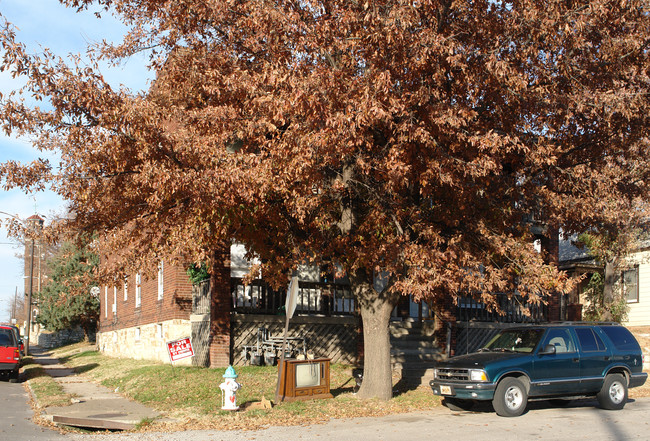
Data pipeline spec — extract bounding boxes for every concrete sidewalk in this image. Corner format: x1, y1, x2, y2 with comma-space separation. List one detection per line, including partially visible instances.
29, 346, 162, 430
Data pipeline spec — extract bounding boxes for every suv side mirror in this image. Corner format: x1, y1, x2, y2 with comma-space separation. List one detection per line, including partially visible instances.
539, 344, 556, 355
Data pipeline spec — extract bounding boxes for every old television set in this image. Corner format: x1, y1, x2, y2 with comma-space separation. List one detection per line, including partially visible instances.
278, 358, 333, 402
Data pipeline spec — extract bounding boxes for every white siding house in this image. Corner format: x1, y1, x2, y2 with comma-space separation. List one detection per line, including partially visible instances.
624, 250, 650, 327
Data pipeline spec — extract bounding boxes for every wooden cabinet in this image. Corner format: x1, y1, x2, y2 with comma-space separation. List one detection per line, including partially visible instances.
278, 358, 334, 402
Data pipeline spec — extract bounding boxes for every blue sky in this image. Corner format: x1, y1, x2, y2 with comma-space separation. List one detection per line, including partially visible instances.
0, 0, 151, 321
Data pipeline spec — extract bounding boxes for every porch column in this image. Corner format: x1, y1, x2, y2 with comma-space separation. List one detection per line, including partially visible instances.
209, 243, 232, 367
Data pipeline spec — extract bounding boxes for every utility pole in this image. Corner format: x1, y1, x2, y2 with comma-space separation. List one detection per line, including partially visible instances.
26, 234, 35, 356
23, 214, 43, 356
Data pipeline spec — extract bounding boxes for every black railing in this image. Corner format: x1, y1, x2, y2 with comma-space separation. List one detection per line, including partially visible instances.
457, 293, 547, 323
231, 278, 355, 316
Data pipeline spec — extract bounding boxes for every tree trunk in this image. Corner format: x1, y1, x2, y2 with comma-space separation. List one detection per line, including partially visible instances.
352, 271, 400, 400
602, 259, 617, 321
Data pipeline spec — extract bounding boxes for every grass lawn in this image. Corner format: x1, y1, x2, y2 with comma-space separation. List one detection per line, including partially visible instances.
43, 343, 440, 432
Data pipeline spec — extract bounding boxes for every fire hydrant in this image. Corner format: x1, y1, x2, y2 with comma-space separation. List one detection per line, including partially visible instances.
219, 366, 241, 410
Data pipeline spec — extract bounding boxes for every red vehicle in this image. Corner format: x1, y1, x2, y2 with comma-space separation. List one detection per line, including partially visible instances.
1, 324, 24, 356
0, 325, 21, 382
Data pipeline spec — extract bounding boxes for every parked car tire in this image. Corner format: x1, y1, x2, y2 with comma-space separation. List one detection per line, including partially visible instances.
443, 397, 475, 411
8, 368, 19, 383
597, 373, 627, 410
492, 377, 528, 417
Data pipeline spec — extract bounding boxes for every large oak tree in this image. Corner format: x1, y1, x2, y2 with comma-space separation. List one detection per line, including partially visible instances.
1, 0, 648, 399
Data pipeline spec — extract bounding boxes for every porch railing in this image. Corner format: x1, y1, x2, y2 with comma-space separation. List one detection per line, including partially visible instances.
457, 293, 547, 323
231, 278, 355, 316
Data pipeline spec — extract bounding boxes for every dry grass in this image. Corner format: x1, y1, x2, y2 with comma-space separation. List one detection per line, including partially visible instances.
48, 343, 439, 432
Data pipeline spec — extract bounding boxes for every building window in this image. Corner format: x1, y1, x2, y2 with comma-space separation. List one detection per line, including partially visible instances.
113, 286, 117, 316
623, 266, 639, 303
104, 286, 108, 318
135, 327, 141, 341
157, 323, 163, 339
124, 277, 128, 301
157, 261, 164, 300
135, 273, 142, 308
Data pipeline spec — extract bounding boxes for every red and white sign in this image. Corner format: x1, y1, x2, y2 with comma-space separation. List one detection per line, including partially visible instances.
167, 337, 194, 363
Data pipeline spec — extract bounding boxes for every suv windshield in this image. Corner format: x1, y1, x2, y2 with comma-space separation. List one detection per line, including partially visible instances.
482, 328, 544, 353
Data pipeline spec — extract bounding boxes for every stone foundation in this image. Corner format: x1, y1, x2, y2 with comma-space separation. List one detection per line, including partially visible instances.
97, 319, 193, 365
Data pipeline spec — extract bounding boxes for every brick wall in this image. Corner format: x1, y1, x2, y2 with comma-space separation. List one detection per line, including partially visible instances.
209, 245, 232, 367
99, 262, 192, 333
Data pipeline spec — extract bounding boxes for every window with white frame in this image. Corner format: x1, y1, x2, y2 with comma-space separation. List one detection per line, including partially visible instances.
157, 261, 164, 300
135, 273, 142, 308
157, 323, 163, 339
135, 327, 141, 341
104, 286, 108, 318
113, 286, 117, 316
124, 276, 128, 301
623, 266, 639, 303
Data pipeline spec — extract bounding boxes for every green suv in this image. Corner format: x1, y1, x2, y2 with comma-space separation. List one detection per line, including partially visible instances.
430, 322, 647, 417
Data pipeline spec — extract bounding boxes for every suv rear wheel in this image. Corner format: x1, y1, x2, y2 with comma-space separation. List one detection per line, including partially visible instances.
492, 377, 528, 417
597, 373, 627, 410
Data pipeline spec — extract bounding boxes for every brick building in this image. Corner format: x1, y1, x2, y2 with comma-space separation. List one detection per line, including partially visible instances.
96, 233, 566, 369
96, 245, 360, 368
97, 261, 196, 365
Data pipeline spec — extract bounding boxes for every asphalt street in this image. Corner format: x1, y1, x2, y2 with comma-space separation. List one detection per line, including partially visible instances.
0, 380, 67, 441
64, 397, 650, 441
3, 377, 649, 441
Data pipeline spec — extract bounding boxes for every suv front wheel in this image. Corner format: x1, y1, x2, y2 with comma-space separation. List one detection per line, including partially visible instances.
597, 373, 627, 410
492, 377, 528, 417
